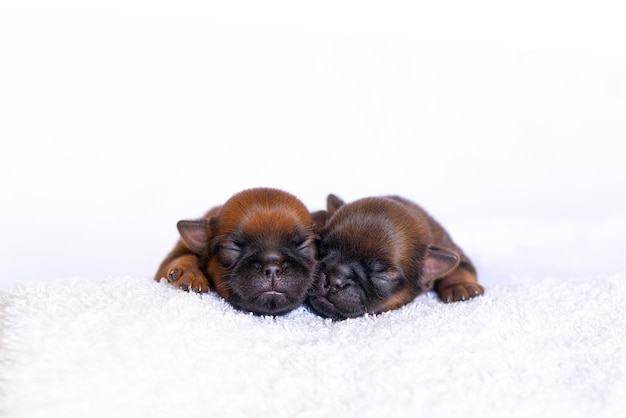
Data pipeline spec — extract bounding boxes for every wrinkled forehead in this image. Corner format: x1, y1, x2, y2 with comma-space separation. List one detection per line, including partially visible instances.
325, 211, 400, 244
321, 214, 419, 266
219, 203, 312, 240
244, 207, 309, 235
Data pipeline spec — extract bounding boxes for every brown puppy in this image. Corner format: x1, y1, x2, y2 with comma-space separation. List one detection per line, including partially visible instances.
155, 188, 317, 316
307, 194, 484, 320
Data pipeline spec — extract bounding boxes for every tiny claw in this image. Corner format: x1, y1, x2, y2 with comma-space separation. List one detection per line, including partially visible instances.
179, 283, 190, 292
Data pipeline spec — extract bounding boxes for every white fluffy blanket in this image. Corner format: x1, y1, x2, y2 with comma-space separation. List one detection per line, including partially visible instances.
1, 275, 625, 418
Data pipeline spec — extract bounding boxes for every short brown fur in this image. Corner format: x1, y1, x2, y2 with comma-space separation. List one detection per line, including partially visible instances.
307, 194, 484, 320
155, 188, 317, 316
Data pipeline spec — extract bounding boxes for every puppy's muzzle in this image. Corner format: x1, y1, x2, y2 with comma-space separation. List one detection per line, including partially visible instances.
317, 263, 352, 294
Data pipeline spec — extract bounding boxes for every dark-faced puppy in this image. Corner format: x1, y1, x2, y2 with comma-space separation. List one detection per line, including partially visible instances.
155, 188, 317, 316
307, 194, 484, 320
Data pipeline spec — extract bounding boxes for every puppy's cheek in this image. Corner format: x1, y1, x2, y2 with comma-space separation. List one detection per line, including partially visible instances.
308, 273, 329, 296
292, 263, 317, 286
287, 255, 316, 281
207, 261, 231, 299
371, 279, 403, 298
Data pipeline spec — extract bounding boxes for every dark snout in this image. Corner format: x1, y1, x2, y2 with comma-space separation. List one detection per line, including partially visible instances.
260, 250, 284, 279
307, 261, 367, 320
315, 263, 351, 292
227, 247, 315, 316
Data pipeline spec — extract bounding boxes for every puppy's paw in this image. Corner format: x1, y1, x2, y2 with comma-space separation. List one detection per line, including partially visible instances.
437, 282, 484, 303
163, 257, 210, 294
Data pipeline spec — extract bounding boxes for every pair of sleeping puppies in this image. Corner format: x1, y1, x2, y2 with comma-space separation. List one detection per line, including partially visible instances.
154, 188, 483, 320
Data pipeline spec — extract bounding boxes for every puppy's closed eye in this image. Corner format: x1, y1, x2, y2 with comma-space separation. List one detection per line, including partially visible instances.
297, 238, 316, 254
367, 261, 401, 281
372, 271, 400, 281
370, 269, 403, 296
216, 241, 242, 267
297, 238, 315, 249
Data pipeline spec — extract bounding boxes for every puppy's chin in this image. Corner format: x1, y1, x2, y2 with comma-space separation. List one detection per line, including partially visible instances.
228, 291, 302, 316
307, 295, 366, 321
223, 265, 315, 316
307, 278, 368, 320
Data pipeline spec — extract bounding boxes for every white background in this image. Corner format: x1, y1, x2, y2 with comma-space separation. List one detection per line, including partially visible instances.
1, 1, 625, 290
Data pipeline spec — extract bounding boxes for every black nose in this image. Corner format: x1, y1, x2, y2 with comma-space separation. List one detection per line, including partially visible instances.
261, 250, 284, 277
327, 274, 349, 291
263, 262, 282, 277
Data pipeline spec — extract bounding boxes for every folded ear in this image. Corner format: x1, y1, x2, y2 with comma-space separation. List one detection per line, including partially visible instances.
177, 219, 212, 255
422, 247, 460, 281
310, 210, 329, 233
326, 194, 345, 217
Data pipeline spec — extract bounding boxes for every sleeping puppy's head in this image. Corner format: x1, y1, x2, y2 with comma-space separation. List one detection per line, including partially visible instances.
307, 195, 459, 320
178, 188, 317, 316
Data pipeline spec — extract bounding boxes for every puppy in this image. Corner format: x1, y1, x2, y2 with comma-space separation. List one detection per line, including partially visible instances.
307, 194, 484, 320
155, 188, 317, 316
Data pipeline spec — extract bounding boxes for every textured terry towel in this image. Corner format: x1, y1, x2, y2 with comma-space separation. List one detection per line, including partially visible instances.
1, 275, 625, 418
